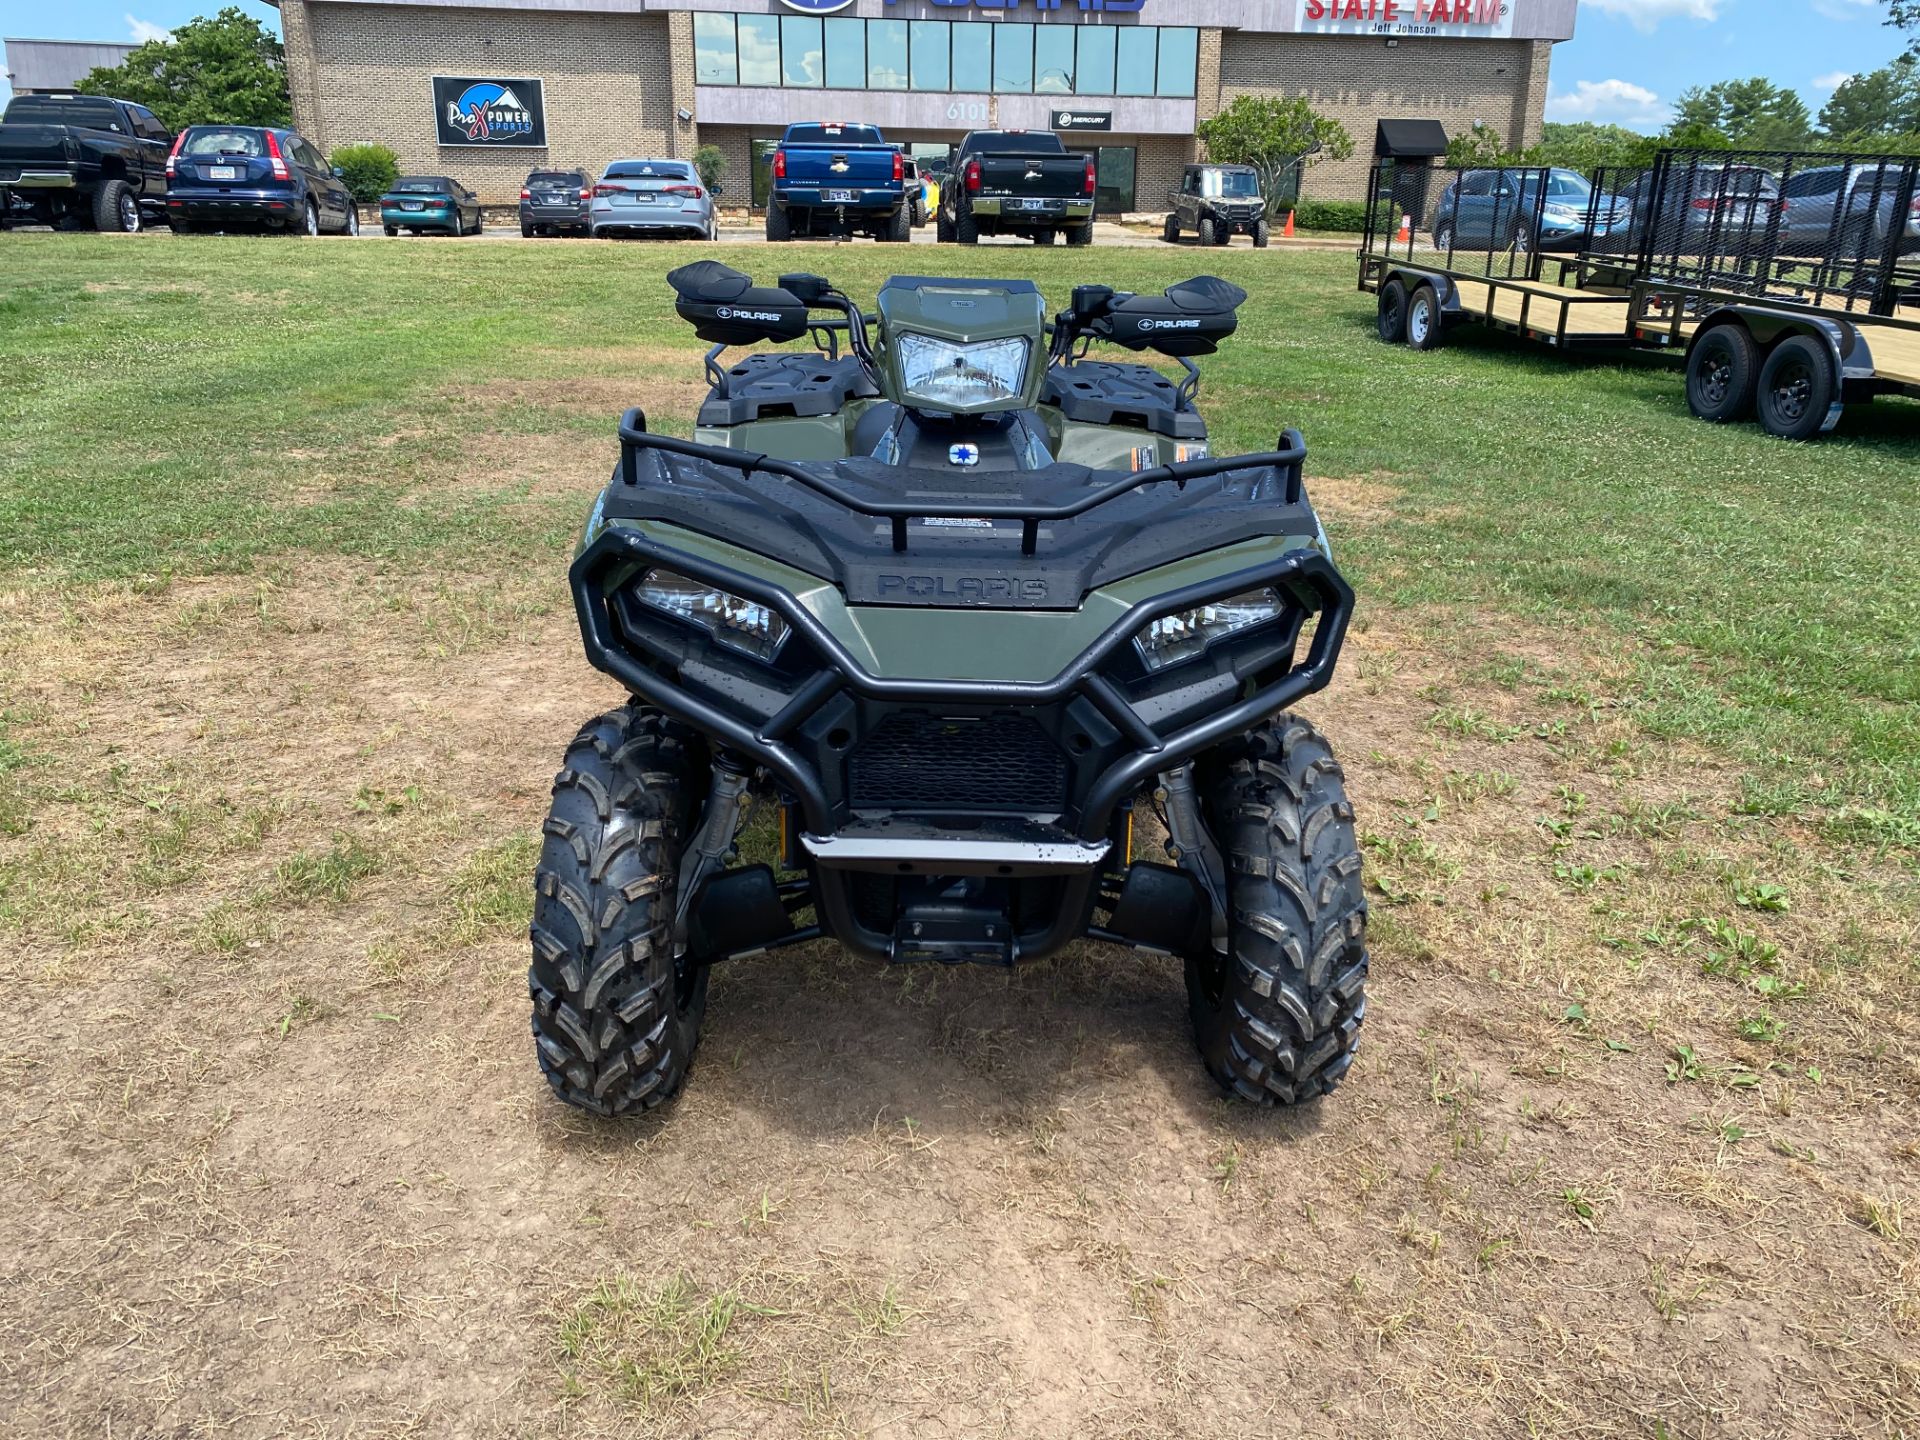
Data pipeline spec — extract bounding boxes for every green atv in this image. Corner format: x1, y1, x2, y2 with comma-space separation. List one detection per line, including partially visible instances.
532, 260, 1367, 1114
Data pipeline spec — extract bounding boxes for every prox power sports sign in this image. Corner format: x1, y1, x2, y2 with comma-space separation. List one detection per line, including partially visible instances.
432, 77, 547, 147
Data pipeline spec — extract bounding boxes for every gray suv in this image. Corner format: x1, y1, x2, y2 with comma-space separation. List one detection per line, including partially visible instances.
519, 168, 589, 237
588, 157, 717, 241
1776, 163, 1920, 256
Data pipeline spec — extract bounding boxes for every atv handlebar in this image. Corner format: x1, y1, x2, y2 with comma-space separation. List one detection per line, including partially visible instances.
616, 408, 1306, 557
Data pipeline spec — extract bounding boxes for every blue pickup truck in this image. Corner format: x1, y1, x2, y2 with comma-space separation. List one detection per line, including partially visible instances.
766, 121, 909, 242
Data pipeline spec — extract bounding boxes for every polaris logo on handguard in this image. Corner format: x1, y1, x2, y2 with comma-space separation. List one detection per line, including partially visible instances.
877, 575, 1050, 605
716, 306, 784, 322
1139, 317, 1201, 331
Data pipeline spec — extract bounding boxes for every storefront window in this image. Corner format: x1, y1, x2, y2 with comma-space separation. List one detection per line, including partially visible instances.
737, 15, 780, 87
951, 22, 991, 91
910, 21, 949, 92
1155, 27, 1196, 98
824, 18, 864, 90
1074, 26, 1115, 96
693, 13, 736, 86
992, 23, 1033, 93
690, 19, 1194, 99
867, 19, 907, 90
1034, 26, 1074, 96
781, 16, 823, 87
1115, 27, 1155, 96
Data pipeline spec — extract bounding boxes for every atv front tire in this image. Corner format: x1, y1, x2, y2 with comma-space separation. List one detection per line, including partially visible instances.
529, 706, 710, 1116
1187, 716, 1368, 1105
1197, 216, 1217, 247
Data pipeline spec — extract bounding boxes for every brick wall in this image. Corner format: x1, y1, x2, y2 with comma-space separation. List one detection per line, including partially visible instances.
1214, 33, 1553, 200
289, 0, 680, 203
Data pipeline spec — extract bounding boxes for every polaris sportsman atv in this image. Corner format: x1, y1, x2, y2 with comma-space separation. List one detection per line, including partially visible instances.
532, 260, 1367, 1115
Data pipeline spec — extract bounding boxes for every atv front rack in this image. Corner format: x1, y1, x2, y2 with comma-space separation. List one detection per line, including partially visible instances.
616, 408, 1307, 557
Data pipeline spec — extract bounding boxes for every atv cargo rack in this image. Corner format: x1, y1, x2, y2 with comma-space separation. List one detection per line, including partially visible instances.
616, 408, 1307, 556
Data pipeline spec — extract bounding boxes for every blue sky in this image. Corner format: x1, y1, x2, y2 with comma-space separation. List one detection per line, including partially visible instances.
1, 0, 1912, 130
1546, 0, 1911, 130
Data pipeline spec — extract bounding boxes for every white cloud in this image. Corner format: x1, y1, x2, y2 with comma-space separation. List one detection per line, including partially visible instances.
1580, 0, 1719, 33
1812, 70, 1855, 91
125, 14, 172, 43
1545, 78, 1670, 128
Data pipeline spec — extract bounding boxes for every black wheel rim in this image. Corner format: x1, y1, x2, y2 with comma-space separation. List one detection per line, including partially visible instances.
1771, 363, 1813, 422
1699, 353, 1732, 406
1382, 292, 1403, 332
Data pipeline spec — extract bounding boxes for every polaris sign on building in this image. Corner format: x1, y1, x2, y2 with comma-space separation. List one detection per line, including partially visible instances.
276, 0, 1576, 205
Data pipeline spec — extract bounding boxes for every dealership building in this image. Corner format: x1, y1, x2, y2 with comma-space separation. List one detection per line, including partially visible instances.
275, 0, 1576, 209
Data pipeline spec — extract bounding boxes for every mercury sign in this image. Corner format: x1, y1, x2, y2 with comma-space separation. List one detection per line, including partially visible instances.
1297, 0, 1512, 37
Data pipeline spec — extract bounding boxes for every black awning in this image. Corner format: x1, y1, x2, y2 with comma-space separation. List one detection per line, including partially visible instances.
1375, 119, 1450, 159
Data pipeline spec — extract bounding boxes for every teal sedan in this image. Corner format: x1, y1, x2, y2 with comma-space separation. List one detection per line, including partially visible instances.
379, 175, 484, 236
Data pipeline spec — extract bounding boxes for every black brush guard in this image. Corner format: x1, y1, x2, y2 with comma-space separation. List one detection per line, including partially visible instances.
573, 423, 1354, 962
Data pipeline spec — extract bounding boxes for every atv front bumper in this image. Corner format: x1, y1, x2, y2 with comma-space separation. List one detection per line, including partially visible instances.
571, 523, 1352, 961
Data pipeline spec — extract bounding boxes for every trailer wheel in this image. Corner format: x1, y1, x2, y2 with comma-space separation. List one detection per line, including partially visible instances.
1406, 285, 1444, 351
1377, 278, 1409, 344
1755, 335, 1836, 442
1685, 324, 1759, 423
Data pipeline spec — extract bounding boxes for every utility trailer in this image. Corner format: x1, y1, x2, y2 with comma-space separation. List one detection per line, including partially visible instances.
1358, 151, 1920, 439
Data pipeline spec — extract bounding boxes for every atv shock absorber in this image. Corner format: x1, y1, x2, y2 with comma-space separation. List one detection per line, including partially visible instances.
1157, 763, 1230, 954
672, 753, 755, 948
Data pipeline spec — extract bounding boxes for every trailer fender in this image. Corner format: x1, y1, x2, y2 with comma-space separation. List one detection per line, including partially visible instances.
1685, 307, 1873, 386
1384, 267, 1466, 316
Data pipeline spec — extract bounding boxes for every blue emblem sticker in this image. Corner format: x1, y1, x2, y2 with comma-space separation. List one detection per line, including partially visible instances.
948, 443, 980, 466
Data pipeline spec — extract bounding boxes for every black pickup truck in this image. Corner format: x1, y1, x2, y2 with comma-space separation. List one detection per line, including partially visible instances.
938, 130, 1095, 247
0, 93, 171, 232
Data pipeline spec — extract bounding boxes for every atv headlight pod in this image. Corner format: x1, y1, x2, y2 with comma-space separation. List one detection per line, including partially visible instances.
637, 568, 790, 663
895, 332, 1029, 410
1133, 587, 1285, 673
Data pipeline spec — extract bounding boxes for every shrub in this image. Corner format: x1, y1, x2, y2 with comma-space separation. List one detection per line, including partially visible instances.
1288, 199, 1373, 234
330, 143, 399, 204
692, 144, 728, 195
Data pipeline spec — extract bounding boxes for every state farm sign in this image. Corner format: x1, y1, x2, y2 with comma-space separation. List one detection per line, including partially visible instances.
1297, 0, 1514, 38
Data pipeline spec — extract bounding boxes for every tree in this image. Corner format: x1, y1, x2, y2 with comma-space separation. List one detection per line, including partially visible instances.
1195, 95, 1353, 213
329, 143, 398, 203
75, 9, 290, 133
692, 144, 728, 196
1445, 120, 1525, 167
1536, 121, 1660, 173
1818, 59, 1920, 137
1890, 0, 1919, 61
1670, 78, 1813, 150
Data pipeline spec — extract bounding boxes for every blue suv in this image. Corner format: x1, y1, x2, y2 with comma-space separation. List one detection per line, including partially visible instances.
165, 124, 358, 236
1430, 167, 1625, 254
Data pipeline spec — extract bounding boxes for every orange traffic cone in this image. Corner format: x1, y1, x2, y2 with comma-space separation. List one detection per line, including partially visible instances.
1283, 209, 1295, 238
1395, 213, 1411, 245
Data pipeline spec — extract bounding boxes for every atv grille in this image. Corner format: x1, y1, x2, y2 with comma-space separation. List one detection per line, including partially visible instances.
848, 711, 1069, 813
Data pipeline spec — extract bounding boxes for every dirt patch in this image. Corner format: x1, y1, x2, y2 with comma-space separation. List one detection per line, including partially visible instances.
0, 562, 1914, 1438
1308, 473, 1407, 523
442, 345, 711, 427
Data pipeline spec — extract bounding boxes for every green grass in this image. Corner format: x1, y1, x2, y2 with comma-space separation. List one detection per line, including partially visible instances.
3, 234, 1917, 839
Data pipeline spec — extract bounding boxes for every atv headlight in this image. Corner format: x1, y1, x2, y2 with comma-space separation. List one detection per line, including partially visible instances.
1133, 588, 1284, 672
637, 568, 790, 663
895, 333, 1029, 409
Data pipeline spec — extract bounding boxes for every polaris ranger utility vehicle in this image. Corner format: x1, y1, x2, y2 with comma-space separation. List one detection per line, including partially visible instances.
532, 261, 1367, 1115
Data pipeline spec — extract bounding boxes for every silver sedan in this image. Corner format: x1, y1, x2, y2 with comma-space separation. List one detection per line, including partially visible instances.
589, 157, 717, 240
